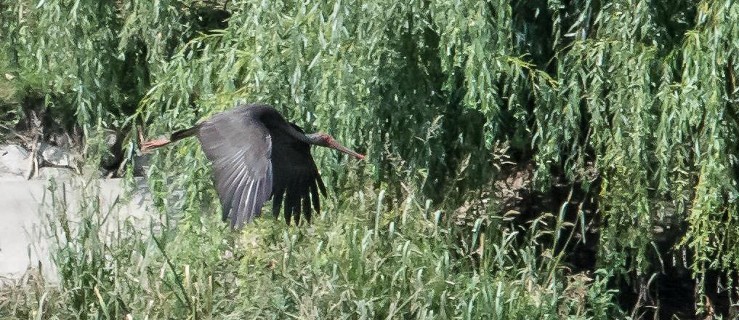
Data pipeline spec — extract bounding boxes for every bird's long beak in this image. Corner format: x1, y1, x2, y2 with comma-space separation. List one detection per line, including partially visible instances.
328, 139, 365, 160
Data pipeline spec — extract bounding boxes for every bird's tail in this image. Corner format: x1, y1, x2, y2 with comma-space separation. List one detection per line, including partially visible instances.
170, 126, 199, 143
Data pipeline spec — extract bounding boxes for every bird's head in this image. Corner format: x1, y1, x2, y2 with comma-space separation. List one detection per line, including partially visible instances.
307, 132, 365, 160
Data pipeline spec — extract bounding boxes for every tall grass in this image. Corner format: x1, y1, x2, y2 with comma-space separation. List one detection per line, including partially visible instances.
1, 171, 620, 319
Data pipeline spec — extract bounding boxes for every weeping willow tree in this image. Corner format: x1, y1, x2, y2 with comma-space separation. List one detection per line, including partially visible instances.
2, 0, 738, 318
535, 1, 739, 315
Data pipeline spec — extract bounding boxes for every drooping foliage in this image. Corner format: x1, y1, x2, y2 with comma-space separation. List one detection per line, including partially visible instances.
1, 0, 738, 318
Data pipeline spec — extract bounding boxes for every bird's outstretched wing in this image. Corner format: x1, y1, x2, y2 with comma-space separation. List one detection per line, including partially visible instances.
196, 108, 273, 228
269, 123, 326, 225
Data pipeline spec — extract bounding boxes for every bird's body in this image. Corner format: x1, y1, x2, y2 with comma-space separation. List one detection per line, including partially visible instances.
141, 103, 364, 228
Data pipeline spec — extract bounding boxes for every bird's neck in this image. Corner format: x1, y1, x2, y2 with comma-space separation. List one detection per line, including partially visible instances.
304, 133, 324, 145
278, 122, 313, 145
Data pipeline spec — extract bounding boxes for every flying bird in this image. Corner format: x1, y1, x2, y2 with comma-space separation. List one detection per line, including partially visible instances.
140, 103, 364, 228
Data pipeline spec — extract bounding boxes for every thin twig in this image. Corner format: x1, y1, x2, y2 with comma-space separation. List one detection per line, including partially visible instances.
25, 135, 38, 180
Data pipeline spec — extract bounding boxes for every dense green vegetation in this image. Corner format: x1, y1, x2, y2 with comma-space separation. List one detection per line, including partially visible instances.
1, 0, 737, 318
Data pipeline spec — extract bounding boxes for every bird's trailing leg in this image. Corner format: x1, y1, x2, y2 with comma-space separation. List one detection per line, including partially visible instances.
138, 126, 172, 153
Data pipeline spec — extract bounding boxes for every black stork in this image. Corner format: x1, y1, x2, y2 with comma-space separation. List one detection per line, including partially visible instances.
140, 103, 364, 228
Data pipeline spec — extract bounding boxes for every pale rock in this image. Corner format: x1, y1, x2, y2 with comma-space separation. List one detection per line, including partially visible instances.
36, 167, 75, 180
0, 145, 31, 181
39, 143, 73, 167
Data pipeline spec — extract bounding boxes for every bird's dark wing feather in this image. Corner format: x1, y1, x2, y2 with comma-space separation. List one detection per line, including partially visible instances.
196, 108, 273, 228
269, 124, 326, 225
